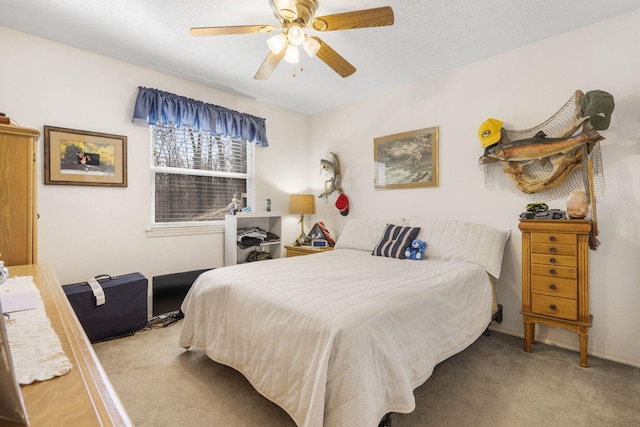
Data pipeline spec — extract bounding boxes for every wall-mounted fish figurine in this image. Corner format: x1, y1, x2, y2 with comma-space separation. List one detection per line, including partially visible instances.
479, 120, 603, 194
481, 120, 602, 163
318, 152, 343, 200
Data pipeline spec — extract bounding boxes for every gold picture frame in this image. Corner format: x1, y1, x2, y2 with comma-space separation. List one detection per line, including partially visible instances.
374, 126, 439, 190
44, 126, 127, 187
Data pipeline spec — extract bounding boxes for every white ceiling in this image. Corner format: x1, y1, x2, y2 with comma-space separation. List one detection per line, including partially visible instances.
2, 0, 640, 115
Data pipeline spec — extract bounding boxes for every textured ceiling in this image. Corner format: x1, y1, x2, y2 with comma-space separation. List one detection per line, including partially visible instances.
2, 0, 640, 115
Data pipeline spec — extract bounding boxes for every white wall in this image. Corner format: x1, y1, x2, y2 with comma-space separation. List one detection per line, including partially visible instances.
2, 8, 639, 367
308, 10, 640, 367
0, 26, 309, 285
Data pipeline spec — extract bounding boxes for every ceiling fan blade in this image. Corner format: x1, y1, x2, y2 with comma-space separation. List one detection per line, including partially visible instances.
312, 37, 356, 78
190, 25, 274, 36
311, 6, 394, 31
254, 50, 285, 80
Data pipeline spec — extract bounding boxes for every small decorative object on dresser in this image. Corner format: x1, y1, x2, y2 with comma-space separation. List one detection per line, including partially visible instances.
228, 193, 242, 215
307, 222, 335, 247
519, 219, 593, 367
566, 189, 589, 219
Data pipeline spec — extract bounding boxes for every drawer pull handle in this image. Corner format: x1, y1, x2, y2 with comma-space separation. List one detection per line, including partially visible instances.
550, 258, 557, 263
549, 284, 557, 290
550, 304, 557, 310
549, 269, 557, 275
549, 236, 557, 242
550, 247, 557, 253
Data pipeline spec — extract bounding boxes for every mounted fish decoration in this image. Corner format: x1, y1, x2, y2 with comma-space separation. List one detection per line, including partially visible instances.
318, 152, 343, 200
480, 120, 602, 163
477, 90, 612, 195
479, 121, 602, 194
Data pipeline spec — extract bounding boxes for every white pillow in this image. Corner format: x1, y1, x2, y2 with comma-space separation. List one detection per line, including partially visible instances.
410, 219, 510, 278
335, 218, 408, 252
336, 217, 509, 278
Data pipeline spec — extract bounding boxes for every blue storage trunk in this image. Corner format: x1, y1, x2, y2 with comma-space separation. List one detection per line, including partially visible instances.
63, 273, 148, 342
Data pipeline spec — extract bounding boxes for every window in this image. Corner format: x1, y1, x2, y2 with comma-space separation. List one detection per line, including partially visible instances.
151, 123, 254, 224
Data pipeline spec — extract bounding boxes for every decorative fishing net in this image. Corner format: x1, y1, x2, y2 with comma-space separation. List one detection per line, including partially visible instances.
480, 90, 605, 203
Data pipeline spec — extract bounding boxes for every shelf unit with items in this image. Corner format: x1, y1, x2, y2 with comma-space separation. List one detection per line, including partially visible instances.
224, 212, 282, 266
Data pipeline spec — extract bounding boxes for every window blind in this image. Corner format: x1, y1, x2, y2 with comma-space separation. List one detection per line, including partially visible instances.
151, 124, 253, 223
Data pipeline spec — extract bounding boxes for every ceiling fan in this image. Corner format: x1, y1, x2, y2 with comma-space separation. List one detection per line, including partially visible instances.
190, 0, 394, 79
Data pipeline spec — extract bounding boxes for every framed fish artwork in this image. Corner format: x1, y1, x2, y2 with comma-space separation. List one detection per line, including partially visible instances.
374, 126, 439, 190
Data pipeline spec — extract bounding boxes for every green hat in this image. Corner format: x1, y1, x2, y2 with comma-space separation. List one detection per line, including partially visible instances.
581, 90, 615, 130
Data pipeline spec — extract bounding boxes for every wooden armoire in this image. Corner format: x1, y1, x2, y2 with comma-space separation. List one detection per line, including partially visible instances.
0, 124, 40, 266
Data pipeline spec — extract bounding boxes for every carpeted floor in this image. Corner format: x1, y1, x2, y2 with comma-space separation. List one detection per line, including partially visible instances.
93, 321, 640, 427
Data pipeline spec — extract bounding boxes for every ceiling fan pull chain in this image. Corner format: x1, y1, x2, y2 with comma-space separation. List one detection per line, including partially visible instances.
292, 59, 304, 78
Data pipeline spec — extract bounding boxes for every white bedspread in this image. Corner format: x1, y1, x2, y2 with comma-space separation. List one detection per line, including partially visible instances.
179, 249, 493, 427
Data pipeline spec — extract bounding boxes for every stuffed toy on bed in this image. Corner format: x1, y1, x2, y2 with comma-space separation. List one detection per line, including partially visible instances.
404, 239, 427, 260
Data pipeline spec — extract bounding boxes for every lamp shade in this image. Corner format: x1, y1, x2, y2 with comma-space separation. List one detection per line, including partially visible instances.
303, 36, 321, 57
289, 194, 316, 215
267, 33, 288, 54
284, 44, 300, 64
287, 25, 305, 46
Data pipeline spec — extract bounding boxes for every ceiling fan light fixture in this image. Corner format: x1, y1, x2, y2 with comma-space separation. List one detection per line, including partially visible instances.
284, 44, 300, 63
274, 0, 298, 20
287, 25, 305, 46
303, 36, 320, 57
192, 3, 395, 80
267, 33, 288, 54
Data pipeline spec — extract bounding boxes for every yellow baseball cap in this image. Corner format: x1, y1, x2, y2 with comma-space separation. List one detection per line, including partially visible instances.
478, 118, 503, 148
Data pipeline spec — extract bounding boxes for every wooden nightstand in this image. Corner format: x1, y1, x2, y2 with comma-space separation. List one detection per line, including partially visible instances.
519, 219, 593, 367
284, 244, 333, 257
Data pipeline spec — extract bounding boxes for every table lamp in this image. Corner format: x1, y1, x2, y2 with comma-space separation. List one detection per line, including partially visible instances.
289, 194, 316, 245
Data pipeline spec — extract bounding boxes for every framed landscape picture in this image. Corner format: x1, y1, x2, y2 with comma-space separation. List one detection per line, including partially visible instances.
44, 126, 127, 187
374, 126, 439, 190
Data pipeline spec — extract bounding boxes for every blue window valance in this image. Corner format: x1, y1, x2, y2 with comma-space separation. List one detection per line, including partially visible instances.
132, 86, 268, 147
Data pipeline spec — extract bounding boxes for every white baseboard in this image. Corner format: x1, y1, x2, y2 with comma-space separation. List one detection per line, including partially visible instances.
488, 325, 640, 369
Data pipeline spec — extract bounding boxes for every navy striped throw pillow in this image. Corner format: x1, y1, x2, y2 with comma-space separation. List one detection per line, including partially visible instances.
372, 224, 421, 259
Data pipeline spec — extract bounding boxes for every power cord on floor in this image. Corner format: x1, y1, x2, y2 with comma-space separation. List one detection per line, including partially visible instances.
93, 311, 184, 341
145, 310, 184, 329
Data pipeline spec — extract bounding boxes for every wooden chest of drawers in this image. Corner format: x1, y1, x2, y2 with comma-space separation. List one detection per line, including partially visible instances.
519, 219, 593, 367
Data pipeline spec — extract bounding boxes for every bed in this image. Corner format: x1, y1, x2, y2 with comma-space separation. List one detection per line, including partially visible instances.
179, 218, 510, 427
